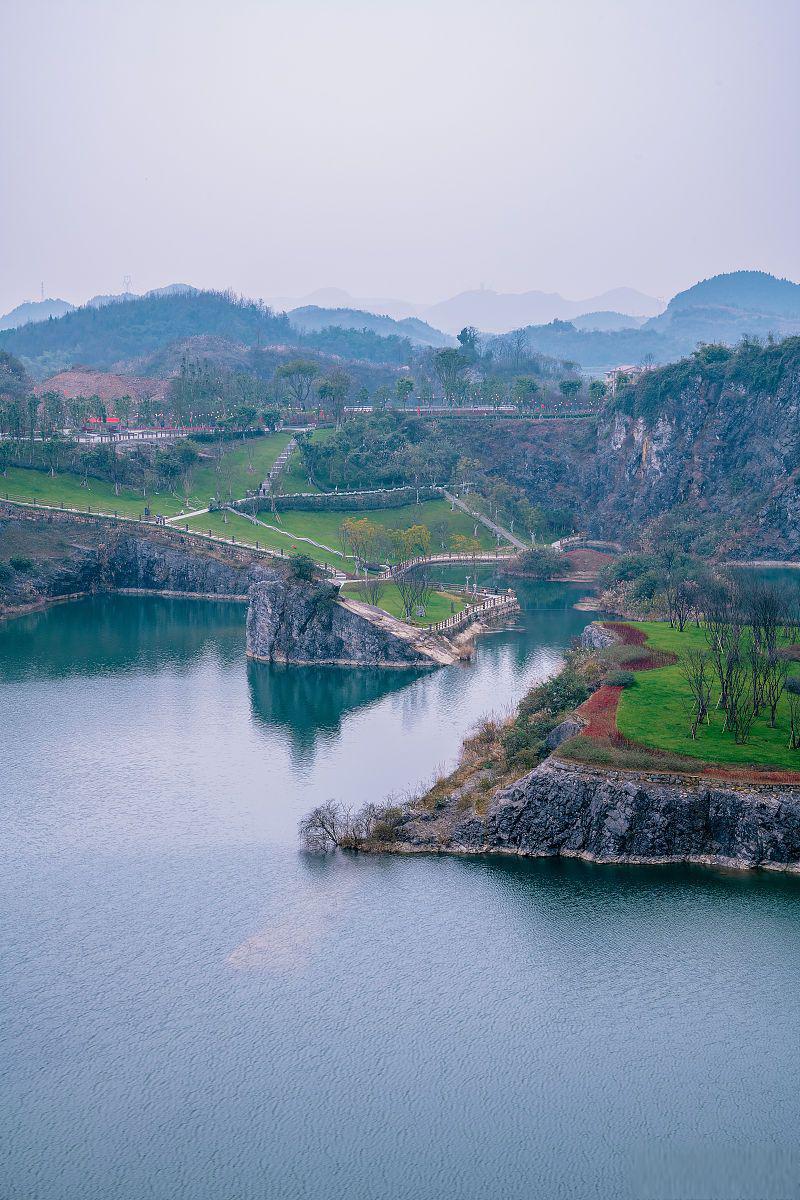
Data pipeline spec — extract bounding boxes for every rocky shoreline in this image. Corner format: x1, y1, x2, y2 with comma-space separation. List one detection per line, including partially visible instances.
367, 619, 800, 874
383, 757, 800, 873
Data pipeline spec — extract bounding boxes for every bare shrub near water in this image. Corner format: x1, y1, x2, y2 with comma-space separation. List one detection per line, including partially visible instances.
299, 798, 407, 852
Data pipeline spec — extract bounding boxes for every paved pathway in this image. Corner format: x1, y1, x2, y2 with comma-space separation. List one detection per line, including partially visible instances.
164, 507, 209, 524
442, 489, 528, 550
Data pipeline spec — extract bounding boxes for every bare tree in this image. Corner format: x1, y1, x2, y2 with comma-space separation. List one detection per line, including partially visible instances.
395, 567, 432, 621
763, 650, 791, 728
787, 678, 800, 749
680, 649, 712, 739
701, 581, 743, 712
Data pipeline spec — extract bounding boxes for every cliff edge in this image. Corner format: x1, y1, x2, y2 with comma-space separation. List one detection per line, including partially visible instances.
391, 757, 800, 872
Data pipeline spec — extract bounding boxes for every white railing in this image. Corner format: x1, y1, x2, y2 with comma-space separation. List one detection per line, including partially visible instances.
424, 593, 519, 634
377, 549, 517, 579
0, 495, 341, 577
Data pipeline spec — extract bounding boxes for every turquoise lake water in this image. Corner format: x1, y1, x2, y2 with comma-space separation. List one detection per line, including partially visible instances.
1, 585, 799, 1200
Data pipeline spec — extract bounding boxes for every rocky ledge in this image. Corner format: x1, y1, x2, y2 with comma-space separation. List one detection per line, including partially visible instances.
390, 754, 800, 872
246, 576, 462, 668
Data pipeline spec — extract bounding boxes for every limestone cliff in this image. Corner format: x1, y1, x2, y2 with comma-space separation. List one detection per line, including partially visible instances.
246, 576, 457, 667
391, 758, 800, 872
0, 506, 284, 613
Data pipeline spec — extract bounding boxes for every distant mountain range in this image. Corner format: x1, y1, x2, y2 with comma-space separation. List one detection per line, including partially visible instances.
490, 271, 800, 372
2, 270, 799, 379
269, 285, 664, 334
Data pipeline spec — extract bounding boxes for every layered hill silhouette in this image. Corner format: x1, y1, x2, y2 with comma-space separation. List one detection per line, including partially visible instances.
2, 271, 798, 378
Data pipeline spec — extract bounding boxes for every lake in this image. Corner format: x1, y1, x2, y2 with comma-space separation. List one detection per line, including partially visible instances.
1, 585, 799, 1200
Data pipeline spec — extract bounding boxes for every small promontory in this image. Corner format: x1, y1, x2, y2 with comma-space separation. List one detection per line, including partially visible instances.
246, 576, 460, 668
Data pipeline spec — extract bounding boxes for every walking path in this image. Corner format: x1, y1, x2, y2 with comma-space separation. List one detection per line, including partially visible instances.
259, 437, 297, 495
165, 507, 209, 524
442, 489, 528, 551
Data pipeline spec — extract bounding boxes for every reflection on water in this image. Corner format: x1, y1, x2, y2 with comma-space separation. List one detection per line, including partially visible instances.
0, 593, 245, 681
247, 659, 423, 760
3, 588, 799, 1200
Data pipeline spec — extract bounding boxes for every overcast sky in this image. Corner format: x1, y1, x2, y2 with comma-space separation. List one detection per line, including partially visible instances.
2, 0, 799, 313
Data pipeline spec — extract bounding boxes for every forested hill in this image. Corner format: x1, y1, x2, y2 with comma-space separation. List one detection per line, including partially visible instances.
662, 271, 800, 318
287, 306, 453, 348
0, 290, 417, 377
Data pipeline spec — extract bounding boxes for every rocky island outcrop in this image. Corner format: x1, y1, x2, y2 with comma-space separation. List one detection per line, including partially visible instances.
1, 503, 473, 669
246, 575, 463, 668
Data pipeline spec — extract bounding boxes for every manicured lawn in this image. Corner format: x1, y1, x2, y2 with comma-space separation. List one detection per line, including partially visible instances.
184, 510, 348, 572
186, 433, 293, 505
0, 466, 185, 518
616, 621, 800, 770
340, 581, 465, 625
271, 499, 509, 559
0, 434, 293, 519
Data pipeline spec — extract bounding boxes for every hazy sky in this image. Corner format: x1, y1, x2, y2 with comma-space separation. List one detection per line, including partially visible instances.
2, 0, 799, 312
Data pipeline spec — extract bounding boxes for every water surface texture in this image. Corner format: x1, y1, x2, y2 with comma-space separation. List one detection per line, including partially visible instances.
2, 588, 799, 1200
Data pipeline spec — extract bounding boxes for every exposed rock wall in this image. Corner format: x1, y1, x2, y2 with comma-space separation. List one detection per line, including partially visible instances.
0, 507, 284, 612
246, 576, 454, 667
101, 532, 280, 597
395, 759, 800, 872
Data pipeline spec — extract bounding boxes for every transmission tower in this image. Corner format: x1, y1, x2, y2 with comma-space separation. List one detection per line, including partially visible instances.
122, 274, 132, 293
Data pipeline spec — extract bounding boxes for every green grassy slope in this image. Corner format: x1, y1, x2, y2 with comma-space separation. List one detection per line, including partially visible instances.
183, 510, 347, 571
271, 499, 507, 558
0, 466, 184, 518
0, 433, 292, 518
617, 621, 800, 770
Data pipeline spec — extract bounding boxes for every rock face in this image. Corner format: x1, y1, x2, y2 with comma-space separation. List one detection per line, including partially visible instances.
580, 622, 617, 649
246, 577, 453, 667
544, 717, 586, 750
397, 759, 800, 872
102, 532, 279, 597
0, 508, 284, 612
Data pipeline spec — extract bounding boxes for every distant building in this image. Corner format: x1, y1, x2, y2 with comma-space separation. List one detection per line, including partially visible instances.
604, 365, 643, 395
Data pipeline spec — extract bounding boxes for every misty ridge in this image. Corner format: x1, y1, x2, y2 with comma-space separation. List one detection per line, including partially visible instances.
3, 270, 800, 377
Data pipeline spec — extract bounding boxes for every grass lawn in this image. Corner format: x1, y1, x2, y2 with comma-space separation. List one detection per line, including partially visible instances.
0, 465, 186, 518
183, 510, 348, 572
186, 433, 293, 505
0, 434, 293, 519
616, 621, 800, 770
276, 448, 320, 494
340, 581, 465, 625
270, 499, 509, 559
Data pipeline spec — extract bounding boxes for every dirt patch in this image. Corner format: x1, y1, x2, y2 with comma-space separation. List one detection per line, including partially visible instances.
563, 548, 612, 577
